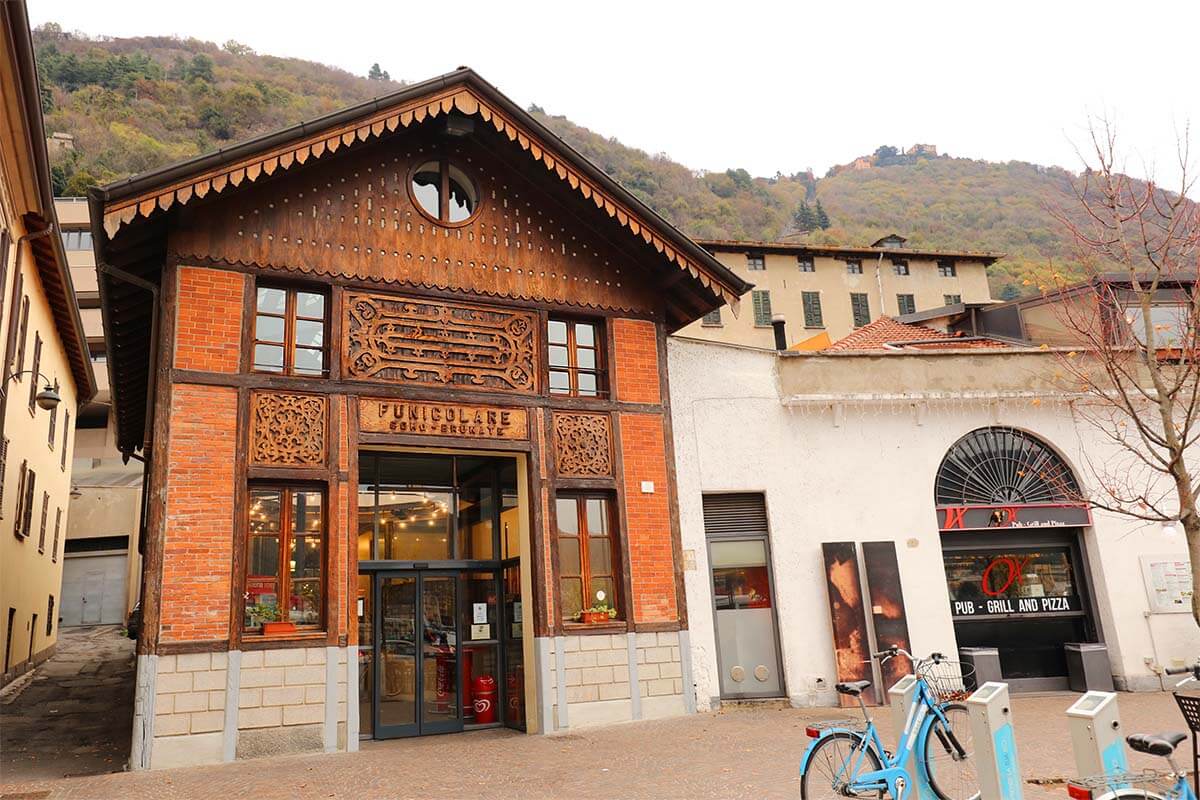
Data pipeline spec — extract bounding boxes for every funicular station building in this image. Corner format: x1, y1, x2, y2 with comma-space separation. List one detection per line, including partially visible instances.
90, 69, 748, 769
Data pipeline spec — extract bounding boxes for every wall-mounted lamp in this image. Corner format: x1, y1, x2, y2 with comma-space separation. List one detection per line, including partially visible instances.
4, 370, 61, 411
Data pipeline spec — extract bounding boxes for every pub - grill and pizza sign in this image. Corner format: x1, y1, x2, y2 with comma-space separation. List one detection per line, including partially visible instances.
361, 399, 528, 440
951, 594, 1082, 617
938, 503, 1092, 532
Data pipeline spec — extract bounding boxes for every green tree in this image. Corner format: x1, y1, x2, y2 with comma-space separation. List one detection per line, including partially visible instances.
793, 201, 817, 232
185, 54, 214, 83
815, 200, 831, 229
367, 62, 390, 81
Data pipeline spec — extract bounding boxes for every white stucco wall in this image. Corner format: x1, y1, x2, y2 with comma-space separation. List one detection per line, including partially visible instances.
667, 337, 1197, 708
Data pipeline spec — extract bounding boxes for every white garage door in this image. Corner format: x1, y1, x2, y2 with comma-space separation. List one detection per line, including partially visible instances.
61, 554, 127, 626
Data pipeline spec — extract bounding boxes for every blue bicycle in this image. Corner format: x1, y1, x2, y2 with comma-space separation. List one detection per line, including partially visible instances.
799, 646, 980, 800
1066, 663, 1198, 800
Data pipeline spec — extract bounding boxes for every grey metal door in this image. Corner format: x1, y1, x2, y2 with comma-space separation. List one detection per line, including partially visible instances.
61, 554, 127, 626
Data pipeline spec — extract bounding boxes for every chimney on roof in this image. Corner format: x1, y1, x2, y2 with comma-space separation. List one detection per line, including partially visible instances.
772, 314, 787, 351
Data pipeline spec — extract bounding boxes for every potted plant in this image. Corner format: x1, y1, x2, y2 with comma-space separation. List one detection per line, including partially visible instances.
576, 590, 617, 625
251, 601, 295, 636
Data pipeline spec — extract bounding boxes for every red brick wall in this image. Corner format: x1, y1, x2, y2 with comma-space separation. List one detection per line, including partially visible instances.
612, 318, 660, 404
159, 384, 238, 643
619, 412, 677, 623
174, 266, 245, 373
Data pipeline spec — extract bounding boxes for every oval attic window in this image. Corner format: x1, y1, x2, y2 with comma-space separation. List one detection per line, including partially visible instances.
410, 160, 478, 225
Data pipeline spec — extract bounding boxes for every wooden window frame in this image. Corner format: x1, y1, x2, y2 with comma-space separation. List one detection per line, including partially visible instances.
846, 259, 863, 275
892, 259, 910, 276
944, 293, 962, 306
51, 508, 61, 563
797, 256, 815, 273
897, 294, 916, 316
60, 411, 69, 470
47, 380, 59, 448
12, 461, 28, 538
406, 158, 481, 228
14, 295, 28, 377
27, 333, 42, 414
555, 493, 622, 624
243, 484, 327, 636
251, 283, 329, 378
746, 253, 766, 271
701, 308, 722, 327
850, 292, 871, 328
752, 290, 773, 327
547, 316, 607, 398
802, 291, 824, 328
37, 491, 48, 553
938, 259, 958, 277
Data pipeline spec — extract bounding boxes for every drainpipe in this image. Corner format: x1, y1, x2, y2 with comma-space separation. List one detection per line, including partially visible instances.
874, 251, 886, 317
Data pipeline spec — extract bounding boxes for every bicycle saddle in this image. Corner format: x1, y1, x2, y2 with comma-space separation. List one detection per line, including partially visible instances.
1126, 732, 1187, 757
835, 680, 872, 696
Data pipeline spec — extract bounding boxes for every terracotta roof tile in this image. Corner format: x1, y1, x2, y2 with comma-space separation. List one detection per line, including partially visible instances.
824, 316, 1015, 352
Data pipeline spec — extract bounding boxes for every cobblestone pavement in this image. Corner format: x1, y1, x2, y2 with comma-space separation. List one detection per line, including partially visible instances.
0, 690, 1185, 799
1, 625, 135, 784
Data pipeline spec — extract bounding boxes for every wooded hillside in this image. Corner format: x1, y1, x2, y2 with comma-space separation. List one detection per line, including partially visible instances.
36, 23, 1097, 298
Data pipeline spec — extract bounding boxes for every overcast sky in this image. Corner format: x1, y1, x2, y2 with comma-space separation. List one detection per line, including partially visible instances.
30, 0, 1200, 193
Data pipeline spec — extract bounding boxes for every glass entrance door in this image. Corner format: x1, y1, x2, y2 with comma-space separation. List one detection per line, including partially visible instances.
709, 538, 784, 699
375, 571, 462, 738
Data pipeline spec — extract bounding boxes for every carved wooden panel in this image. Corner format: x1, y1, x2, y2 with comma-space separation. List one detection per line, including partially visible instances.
344, 291, 537, 393
168, 128, 659, 315
552, 411, 612, 477
249, 391, 327, 467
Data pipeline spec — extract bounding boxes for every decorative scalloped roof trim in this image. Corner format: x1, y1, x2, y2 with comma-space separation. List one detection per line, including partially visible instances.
104, 86, 738, 307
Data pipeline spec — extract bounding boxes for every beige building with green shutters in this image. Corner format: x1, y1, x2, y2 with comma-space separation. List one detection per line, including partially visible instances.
677, 236, 999, 348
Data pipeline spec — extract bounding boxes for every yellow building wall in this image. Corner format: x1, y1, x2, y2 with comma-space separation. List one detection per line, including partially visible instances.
677, 250, 994, 348
0, 180, 80, 686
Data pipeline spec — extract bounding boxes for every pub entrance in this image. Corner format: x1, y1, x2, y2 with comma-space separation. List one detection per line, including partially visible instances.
356, 451, 527, 738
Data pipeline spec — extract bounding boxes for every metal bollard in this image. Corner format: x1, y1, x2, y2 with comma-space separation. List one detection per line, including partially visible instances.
967, 682, 1023, 800
889, 676, 936, 799
1066, 692, 1127, 779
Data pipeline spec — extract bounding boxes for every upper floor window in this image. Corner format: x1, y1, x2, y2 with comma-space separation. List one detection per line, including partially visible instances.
802, 291, 824, 328
60, 230, 93, 251
752, 290, 773, 327
850, 292, 871, 327
937, 259, 957, 277
410, 159, 479, 225
702, 308, 722, 327
892, 260, 910, 276
897, 294, 916, 315
245, 486, 325, 633
253, 286, 328, 376
548, 318, 604, 397
797, 256, 815, 273
846, 260, 863, 275
746, 253, 766, 271
943, 294, 962, 306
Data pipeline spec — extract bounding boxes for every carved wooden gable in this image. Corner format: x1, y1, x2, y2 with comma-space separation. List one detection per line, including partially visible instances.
169, 130, 658, 316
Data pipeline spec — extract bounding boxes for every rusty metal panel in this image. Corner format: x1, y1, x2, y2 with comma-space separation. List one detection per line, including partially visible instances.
862, 541, 914, 692
821, 542, 875, 706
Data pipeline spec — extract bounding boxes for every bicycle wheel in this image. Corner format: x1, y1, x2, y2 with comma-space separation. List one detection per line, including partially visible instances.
801, 731, 884, 800
924, 703, 981, 800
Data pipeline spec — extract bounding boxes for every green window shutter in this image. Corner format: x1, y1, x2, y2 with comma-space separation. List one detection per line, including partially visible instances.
702, 308, 722, 326
802, 291, 823, 327
851, 293, 870, 327
752, 290, 772, 326
897, 294, 915, 315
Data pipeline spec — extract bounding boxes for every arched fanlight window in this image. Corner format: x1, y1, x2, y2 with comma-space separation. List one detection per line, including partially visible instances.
935, 427, 1080, 506
409, 159, 479, 225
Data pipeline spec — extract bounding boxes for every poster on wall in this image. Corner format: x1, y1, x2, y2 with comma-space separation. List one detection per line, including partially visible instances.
1140, 555, 1193, 613
862, 542, 913, 691
821, 542, 876, 706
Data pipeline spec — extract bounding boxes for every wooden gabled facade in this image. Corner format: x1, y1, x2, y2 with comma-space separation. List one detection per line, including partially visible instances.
92, 68, 747, 768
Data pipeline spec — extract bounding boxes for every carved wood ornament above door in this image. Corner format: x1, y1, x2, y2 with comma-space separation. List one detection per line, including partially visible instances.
344, 290, 538, 393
